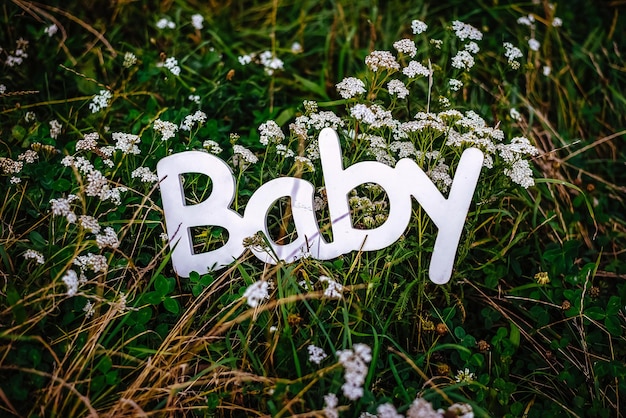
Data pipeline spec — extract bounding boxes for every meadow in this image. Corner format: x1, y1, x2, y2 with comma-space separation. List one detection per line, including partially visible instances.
1, 0, 625, 416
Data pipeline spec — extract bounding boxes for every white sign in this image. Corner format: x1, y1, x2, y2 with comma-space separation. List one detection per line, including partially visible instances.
157, 128, 483, 284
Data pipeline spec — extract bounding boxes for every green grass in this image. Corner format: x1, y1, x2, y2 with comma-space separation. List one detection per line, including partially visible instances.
1, 0, 625, 417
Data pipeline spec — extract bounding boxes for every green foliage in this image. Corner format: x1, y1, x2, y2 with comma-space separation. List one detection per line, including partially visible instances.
1, 0, 625, 417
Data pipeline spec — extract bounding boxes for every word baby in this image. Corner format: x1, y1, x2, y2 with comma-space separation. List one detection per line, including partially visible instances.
157, 128, 483, 284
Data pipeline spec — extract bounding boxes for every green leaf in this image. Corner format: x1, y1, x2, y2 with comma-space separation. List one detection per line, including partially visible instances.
154, 274, 172, 296
52, 178, 72, 191
604, 316, 623, 337
606, 295, 622, 316
585, 306, 605, 320
163, 297, 180, 315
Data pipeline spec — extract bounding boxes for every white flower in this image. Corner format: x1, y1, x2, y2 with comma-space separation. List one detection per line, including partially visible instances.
50, 195, 79, 224
406, 397, 441, 418
76, 132, 99, 151
23, 249, 45, 264
191, 14, 204, 30
259, 50, 283, 75
258, 120, 285, 145
454, 367, 476, 383
528, 38, 540, 52
83, 301, 95, 318
337, 343, 371, 400
242, 280, 269, 308
503, 42, 523, 69
464, 41, 480, 54
451, 20, 483, 41
156, 17, 175, 29
323, 393, 339, 418
131, 166, 158, 183
180, 111, 207, 131
336, 77, 366, 99
163, 56, 181, 76
291, 42, 303, 54
189, 94, 201, 104
365, 50, 400, 72
451, 50, 475, 70
112, 132, 141, 155
319, 276, 343, 299
89, 89, 112, 113
307, 344, 328, 365
543, 65, 551, 76
44, 24, 58, 37
18, 150, 38, 164
552, 17, 563, 27
96, 227, 119, 249
393, 38, 417, 57
203, 140, 222, 154
49, 120, 62, 139
504, 158, 535, 188
153, 119, 178, 140
376, 403, 403, 418
73, 253, 108, 273
387, 79, 409, 99
79, 215, 101, 234
123, 52, 137, 68
449, 78, 463, 91
411, 19, 428, 34
62, 270, 79, 296
403, 60, 430, 78
238, 54, 252, 65
233, 144, 259, 165
517, 16, 534, 26
0, 84, 6, 94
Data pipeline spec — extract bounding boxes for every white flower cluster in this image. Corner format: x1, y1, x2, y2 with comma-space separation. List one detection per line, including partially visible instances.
528, 38, 540, 52
336, 77, 366, 99
112, 132, 141, 155
131, 166, 158, 183
336, 343, 371, 400
233, 144, 259, 165
180, 111, 207, 131
62, 270, 79, 296
242, 280, 269, 308
153, 119, 178, 140
156, 17, 175, 29
258, 120, 285, 145
44, 24, 58, 37
376, 403, 403, 418
307, 344, 328, 365
259, 50, 284, 75
191, 14, 204, 30
203, 140, 222, 154
402, 61, 430, 78
49, 120, 62, 139
76, 132, 99, 151
79, 214, 101, 233
163, 56, 181, 76
95, 227, 119, 249
393, 39, 417, 58
89, 89, 112, 113
4, 38, 29, 67
123, 52, 137, 68
323, 393, 339, 418
503, 42, 523, 69
318, 275, 343, 299
365, 50, 400, 72
73, 253, 108, 273
23, 249, 45, 264
60, 155, 127, 204
451, 20, 483, 41
387, 79, 409, 99
411, 19, 428, 35
50, 194, 80, 223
